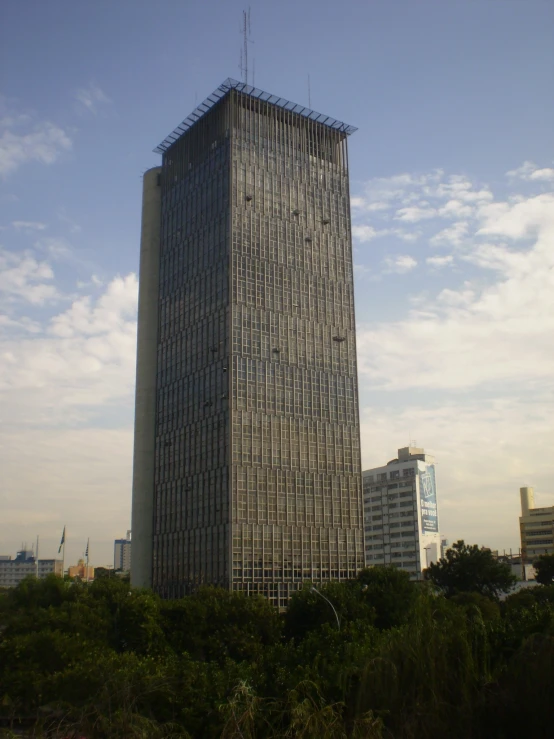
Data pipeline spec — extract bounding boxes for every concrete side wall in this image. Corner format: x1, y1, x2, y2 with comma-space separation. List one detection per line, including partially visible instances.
520, 486, 534, 516
131, 166, 161, 589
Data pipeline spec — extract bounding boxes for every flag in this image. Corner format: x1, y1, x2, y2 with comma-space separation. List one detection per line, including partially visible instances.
85, 539, 89, 558
58, 526, 66, 553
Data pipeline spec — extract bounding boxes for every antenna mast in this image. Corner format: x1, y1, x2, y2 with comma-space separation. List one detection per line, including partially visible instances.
239, 8, 252, 85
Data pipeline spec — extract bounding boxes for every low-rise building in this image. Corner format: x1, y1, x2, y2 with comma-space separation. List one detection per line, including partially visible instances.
0, 549, 63, 588
67, 558, 94, 581
519, 486, 554, 564
363, 446, 442, 579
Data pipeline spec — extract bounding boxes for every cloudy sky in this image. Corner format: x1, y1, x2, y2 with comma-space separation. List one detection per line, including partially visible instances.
1, 0, 553, 565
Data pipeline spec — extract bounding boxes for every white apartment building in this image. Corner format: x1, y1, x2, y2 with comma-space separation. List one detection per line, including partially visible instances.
0, 550, 63, 588
114, 531, 132, 572
363, 446, 442, 579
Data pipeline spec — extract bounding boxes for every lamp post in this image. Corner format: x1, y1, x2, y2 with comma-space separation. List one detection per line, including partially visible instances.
311, 586, 341, 631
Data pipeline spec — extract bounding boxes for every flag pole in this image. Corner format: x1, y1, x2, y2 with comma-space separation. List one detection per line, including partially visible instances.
58, 525, 66, 579
86, 538, 90, 583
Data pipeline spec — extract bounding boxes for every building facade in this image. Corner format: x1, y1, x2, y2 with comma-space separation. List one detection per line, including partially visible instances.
114, 531, 132, 572
362, 447, 441, 579
67, 559, 95, 580
519, 486, 554, 564
131, 79, 364, 607
0, 550, 63, 588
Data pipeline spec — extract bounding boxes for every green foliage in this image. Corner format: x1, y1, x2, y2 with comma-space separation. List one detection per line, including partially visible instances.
450, 591, 501, 623
425, 539, 517, 599
357, 566, 418, 629
1, 559, 553, 737
533, 553, 554, 585
160, 586, 282, 664
283, 580, 375, 642
356, 595, 489, 738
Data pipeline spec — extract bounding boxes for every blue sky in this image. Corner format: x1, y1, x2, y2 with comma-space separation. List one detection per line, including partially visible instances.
1, 0, 553, 566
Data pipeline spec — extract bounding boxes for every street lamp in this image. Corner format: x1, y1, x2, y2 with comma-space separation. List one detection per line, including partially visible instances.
311, 586, 341, 631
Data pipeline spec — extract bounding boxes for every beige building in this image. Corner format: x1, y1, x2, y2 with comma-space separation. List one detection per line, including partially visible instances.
519, 486, 554, 565
67, 559, 94, 580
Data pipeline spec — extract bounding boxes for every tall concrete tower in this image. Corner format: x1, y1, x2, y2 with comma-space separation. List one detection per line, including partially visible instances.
131, 79, 364, 607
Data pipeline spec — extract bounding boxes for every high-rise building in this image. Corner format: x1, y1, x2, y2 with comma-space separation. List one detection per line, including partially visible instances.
362, 447, 441, 579
114, 531, 132, 573
519, 486, 554, 564
131, 79, 364, 607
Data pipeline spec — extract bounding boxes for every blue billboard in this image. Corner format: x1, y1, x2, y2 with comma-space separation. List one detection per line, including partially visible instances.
419, 465, 438, 534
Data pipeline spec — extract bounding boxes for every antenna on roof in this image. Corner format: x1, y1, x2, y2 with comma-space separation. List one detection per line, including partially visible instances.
308, 74, 311, 108
239, 7, 252, 85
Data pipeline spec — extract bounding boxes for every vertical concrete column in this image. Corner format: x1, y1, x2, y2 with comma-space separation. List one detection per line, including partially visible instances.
520, 486, 534, 516
131, 166, 162, 589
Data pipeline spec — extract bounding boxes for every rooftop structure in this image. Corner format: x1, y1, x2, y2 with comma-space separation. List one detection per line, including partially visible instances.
154, 78, 357, 154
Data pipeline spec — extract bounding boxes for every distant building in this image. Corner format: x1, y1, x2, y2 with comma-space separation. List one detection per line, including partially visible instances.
492, 551, 524, 581
519, 486, 554, 564
114, 531, 131, 572
67, 558, 94, 581
0, 549, 63, 588
362, 446, 442, 579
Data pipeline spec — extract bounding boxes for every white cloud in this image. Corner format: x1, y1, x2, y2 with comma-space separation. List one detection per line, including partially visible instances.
0, 273, 137, 417
0, 248, 58, 305
0, 114, 72, 178
75, 83, 111, 115
383, 254, 417, 274
352, 224, 378, 242
394, 205, 437, 222
352, 171, 494, 228
352, 224, 420, 244
507, 160, 554, 182
437, 200, 473, 218
12, 221, 47, 231
357, 192, 554, 390
477, 192, 553, 240
426, 255, 454, 268
430, 221, 469, 246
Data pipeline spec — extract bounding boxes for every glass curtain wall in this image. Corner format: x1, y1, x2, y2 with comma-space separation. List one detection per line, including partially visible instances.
152, 88, 364, 607
230, 90, 364, 609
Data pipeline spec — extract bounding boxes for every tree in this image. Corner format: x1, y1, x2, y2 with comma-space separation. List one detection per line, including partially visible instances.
425, 540, 516, 599
283, 581, 375, 642
357, 566, 418, 629
160, 586, 281, 663
533, 554, 554, 586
